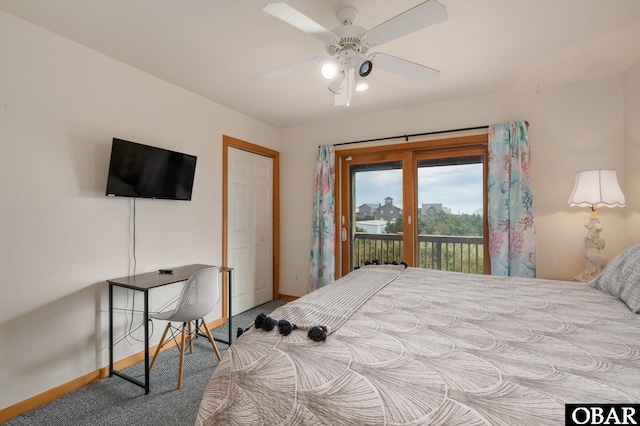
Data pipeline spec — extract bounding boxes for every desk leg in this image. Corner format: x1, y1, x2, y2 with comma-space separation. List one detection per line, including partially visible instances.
108, 286, 152, 393
227, 270, 232, 344
143, 290, 150, 394
212, 269, 233, 346
109, 284, 114, 377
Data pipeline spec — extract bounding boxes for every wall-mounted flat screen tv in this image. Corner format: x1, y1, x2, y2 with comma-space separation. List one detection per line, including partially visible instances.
105, 138, 197, 200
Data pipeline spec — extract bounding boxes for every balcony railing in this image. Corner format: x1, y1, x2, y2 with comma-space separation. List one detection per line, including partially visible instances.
353, 233, 485, 274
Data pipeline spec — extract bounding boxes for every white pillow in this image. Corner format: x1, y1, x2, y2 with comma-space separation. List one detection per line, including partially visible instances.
590, 244, 640, 313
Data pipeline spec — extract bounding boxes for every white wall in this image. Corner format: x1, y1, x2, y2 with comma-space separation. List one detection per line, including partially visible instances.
0, 11, 279, 410
279, 76, 629, 296
624, 57, 640, 243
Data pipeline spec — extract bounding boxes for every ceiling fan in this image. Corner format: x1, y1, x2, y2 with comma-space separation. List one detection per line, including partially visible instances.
258, 1, 448, 106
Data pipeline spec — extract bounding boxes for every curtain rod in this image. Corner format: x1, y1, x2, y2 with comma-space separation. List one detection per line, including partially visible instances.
332, 121, 529, 147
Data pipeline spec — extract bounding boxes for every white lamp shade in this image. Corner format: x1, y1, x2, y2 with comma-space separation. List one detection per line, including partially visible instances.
567, 169, 626, 208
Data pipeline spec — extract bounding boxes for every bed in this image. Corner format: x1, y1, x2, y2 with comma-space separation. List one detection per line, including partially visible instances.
196, 246, 640, 425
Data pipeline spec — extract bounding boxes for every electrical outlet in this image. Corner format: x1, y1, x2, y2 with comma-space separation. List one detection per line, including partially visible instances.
295, 273, 300, 282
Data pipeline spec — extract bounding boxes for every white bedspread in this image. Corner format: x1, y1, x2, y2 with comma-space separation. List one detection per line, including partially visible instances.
196, 266, 640, 425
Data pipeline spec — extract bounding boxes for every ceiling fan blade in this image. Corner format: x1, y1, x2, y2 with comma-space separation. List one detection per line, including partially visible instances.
263, 3, 339, 44
255, 56, 325, 81
372, 53, 440, 83
365, 0, 447, 47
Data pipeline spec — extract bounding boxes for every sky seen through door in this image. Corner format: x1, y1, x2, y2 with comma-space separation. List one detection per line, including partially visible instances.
355, 163, 483, 215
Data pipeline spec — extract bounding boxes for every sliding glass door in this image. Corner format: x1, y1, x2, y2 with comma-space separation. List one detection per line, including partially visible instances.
335, 135, 489, 278
352, 160, 404, 268
416, 152, 486, 274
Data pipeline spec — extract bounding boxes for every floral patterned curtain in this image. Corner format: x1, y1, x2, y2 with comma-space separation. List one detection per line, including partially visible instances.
488, 121, 536, 277
309, 145, 335, 292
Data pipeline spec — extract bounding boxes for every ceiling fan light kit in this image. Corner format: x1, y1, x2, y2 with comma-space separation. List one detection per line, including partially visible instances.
261, 1, 448, 106
358, 59, 373, 77
355, 78, 369, 92
328, 72, 346, 94
321, 61, 339, 80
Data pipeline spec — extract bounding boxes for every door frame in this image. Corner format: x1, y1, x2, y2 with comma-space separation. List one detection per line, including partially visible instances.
335, 134, 488, 278
222, 135, 280, 321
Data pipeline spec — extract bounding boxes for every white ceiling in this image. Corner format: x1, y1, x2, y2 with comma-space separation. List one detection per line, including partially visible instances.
2, 0, 640, 128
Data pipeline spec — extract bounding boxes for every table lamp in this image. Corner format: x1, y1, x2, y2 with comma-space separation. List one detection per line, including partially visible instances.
567, 169, 625, 282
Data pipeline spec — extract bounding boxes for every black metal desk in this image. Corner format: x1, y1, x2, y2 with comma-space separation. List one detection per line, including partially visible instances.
107, 264, 233, 394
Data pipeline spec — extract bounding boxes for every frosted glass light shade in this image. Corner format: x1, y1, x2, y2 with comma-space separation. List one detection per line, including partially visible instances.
328, 71, 345, 94
355, 79, 369, 92
321, 62, 338, 80
567, 169, 626, 208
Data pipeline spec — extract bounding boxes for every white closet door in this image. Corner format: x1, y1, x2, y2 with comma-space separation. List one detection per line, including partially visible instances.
227, 147, 273, 314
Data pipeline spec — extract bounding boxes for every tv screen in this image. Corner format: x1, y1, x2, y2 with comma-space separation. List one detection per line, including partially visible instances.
105, 138, 197, 200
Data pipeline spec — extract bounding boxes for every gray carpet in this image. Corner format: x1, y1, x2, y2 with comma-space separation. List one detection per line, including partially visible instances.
5, 299, 287, 426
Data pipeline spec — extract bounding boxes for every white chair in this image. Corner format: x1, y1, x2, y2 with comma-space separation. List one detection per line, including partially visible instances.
149, 267, 222, 389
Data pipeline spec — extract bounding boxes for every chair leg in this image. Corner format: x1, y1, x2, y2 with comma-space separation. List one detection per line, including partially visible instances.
200, 319, 222, 361
149, 322, 171, 373
177, 322, 187, 389
188, 320, 194, 354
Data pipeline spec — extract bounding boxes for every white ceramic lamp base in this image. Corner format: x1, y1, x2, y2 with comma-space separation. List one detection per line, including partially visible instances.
574, 216, 607, 282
